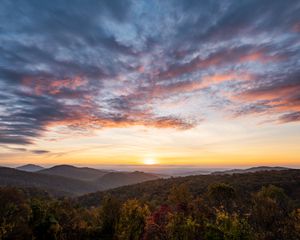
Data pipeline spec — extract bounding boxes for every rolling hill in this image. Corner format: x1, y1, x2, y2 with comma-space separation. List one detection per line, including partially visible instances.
38, 164, 111, 181
78, 169, 300, 207
0, 166, 161, 196
0, 167, 97, 196
95, 171, 160, 189
212, 166, 290, 175
16, 164, 45, 172
1, 168, 299, 240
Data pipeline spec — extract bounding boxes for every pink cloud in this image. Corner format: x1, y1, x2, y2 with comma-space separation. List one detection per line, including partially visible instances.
22, 76, 87, 96
158, 49, 281, 81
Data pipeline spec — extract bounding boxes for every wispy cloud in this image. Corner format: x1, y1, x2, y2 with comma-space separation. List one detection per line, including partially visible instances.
0, 0, 299, 145
0, 145, 49, 154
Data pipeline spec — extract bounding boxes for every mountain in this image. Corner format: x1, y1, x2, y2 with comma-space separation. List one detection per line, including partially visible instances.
96, 171, 160, 189
38, 165, 160, 186
2, 170, 300, 240
0, 166, 161, 196
38, 165, 111, 181
212, 166, 290, 175
16, 164, 44, 172
173, 169, 213, 177
0, 167, 98, 196
78, 169, 300, 207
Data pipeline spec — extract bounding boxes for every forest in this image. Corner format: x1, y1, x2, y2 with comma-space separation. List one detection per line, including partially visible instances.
1, 170, 300, 240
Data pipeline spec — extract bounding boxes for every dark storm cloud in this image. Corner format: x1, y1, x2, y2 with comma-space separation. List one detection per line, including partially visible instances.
0, 0, 300, 145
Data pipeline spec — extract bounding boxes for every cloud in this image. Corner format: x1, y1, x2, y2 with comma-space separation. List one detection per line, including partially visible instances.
31, 150, 50, 154
0, 0, 300, 145
278, 112, 300, 123
157, 46, 281, 81
233, 71, 300, 119
0, 145, 49, 154
0, 145, 27, 152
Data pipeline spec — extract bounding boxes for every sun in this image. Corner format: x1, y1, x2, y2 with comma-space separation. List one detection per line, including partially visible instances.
143, 158, 158, 165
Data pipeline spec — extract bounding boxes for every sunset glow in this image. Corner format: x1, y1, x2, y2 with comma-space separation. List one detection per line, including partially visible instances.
143, 158, 158, 165
0, 0, 299, 168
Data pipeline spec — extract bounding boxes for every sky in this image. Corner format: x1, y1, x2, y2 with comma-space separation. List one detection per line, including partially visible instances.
0, 0, 300, 167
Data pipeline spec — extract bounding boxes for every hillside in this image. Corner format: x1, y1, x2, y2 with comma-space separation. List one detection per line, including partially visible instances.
212, 166, 290, 175
78, 169, 300, 207
0, 167, 98, 196
38, 164, 111, 181
96, 171, 160, 189
1, 169, 300, 240
0, 166, 161, 196
16, 164, 45, 172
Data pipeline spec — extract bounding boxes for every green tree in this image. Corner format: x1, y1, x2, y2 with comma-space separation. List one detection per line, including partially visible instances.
204, 224, 224, 240
215, 210, 253, 240
166, 212, 200, 240
0, 187, 30, 240
207, 183, 236, 212
292, 209, 300, 239
168, 184, 192, 213
116, 199, 149, 240
99, 194, 121, 239
251, 185, 295, 240
50, 199, 88, 240
29, 199, 61, 240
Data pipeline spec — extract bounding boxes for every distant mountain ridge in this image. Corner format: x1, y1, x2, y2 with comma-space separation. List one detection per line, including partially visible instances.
78, 169, 300, 207
0, 167, 97, 196
96, 171, 159, 189
0, 165, 161, 196
212, 166, 290, 175
38, 164, 112, 181
1, 164, 294, 197
16, 164, 45, 172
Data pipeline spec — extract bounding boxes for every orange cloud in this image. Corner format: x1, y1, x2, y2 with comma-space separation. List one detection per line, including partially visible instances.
158, 48, 281, 81
22, 76, 87, 95
152, 80, 205, 97
239, 52, 280, 63
48, 113, 195, 131
231, 80, 300, 118
151, 72, 253, 98
238, 84, 299, 101
202, 72, 253, 85
48, 76, 87, 94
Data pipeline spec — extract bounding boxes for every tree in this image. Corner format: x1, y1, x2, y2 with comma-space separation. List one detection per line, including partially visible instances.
116, 199, 149, 240
168, 184, 192, 213
292, 209, 300, 239
251, 185, 296, 240
0, 187, 30, 240
29, 199, 61, 240
50, 199, 88, 240
99, 194, 121, 239
143, 217, 166, 240
143, 205, 170, 240
207, 183, 236, 212
215, 210, 253, 240
166, 212, 200, 240
204, 224, 224, 240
